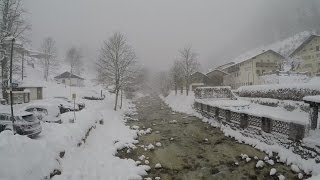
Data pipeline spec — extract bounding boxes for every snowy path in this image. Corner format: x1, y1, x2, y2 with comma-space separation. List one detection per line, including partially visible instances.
52, 99, 148, 180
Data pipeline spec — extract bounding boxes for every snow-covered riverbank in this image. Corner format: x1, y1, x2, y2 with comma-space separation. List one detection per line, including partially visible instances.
161, 91, 320, 179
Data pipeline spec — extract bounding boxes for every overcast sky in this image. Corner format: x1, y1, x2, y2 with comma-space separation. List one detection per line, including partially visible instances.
24, 0, 320, 72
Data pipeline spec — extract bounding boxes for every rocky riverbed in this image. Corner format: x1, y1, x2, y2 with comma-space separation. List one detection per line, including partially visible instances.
118, 95, 303, 180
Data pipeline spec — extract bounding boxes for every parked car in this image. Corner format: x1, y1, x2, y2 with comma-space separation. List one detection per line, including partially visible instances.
22, 103, 62, 124
0, 110, 42, 138
53, 97, 85, 111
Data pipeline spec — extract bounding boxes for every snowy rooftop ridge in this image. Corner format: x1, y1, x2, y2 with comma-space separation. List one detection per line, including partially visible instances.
225, 31, 315, 68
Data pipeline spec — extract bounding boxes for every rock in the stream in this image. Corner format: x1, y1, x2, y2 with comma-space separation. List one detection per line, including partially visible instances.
155, 131, 160, 134
278, 174, 285, 180
155, 163, 162, 169
298, 173, 303, 179
147, 144, 155, 150
169, 120, 177, 124
170, 137, 174, 141
256, 160, 264, 168
267, 159, 274, 165
135, 161, 141, 165
291, 164, 300, 173
245, 157, 251, 162
132, 125, 139, 130
155, 177, 161, 180
270, 168, 277, 176
139, 155, 145, 161
240, 154, 248, 159
155, 142, 162, 147
145, 128, 152, 134
254, 156, 259, 160
145, 160, 149, 165
144, 178, 152, 180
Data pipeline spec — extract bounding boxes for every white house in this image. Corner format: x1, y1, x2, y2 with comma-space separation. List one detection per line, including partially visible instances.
54, 72, 84, 87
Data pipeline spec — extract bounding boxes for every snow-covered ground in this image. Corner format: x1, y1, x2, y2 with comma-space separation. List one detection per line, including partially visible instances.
0, 57, 149, 179
161, 91, 320, 179
52, 96, 149, 180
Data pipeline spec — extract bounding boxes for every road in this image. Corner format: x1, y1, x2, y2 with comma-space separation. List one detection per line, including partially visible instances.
119, 95, 296, 180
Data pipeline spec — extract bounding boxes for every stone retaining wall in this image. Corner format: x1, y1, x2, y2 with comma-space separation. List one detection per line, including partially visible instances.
194, 101, 306, 141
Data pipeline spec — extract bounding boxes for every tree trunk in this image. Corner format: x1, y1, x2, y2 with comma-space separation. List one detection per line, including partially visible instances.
120, 89, 123, 109
175, 83, 177, 95
186, 84, 189, 96
2, 56, 8, 102
180, 85, 183, 94
186, 78, 189, 96
114, 89, 119, 111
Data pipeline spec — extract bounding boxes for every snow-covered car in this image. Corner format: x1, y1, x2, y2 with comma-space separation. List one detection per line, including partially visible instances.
53, 97, 86, 111
22, 103, 62, 124
0, 111, 42, 138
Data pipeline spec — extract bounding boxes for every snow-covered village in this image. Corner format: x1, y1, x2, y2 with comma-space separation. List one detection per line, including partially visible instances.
1, 0, 320, 180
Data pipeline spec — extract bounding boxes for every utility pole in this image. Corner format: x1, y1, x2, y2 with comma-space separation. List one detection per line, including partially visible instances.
21, 51, 24, 80
9, 38, 15, 131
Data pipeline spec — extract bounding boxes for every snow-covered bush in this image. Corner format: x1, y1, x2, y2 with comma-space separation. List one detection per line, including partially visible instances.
237, 83, 320, 101
194, 86, 236, 99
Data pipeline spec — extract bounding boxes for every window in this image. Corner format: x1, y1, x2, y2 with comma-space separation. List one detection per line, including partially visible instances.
0, 115, 6, 121
316, 46, 319, 51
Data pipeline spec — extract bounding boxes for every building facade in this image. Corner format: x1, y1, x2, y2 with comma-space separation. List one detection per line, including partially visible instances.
206, 69, 228, 86
290, 35, 320, 76
54, 72, 84, 87
189, 72, 210, 90
223, 50, 284, 89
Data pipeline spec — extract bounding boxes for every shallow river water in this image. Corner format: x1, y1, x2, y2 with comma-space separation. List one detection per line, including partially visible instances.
118, 95, 299, 180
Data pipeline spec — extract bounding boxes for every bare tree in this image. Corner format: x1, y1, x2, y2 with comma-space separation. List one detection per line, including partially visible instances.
179, 46, 199, 95
96, 32, 137, 111
41, 37, 58, 81
0, 0, 31, 101
0, 0, 31, 42
170, 60, 184, 95
65, 46, 83, 75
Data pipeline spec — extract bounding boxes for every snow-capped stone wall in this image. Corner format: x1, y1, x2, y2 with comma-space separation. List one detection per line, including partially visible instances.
194, 101, 306, 141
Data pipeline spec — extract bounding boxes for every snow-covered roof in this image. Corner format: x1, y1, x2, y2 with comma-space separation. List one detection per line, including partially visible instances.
191, 71, 207, 77
206, 68, 228, 76
303, 96, 320, 104
290, 34, 320, 57
226, 31, 314, 67
18, 80, 45, 88
54, 72, 84, 80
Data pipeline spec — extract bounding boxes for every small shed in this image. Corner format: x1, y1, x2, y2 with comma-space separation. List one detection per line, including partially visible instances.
54, 72, 84, 87
6, 83, 44, 104
7, 89, 30, 104
190, 72, 210, 90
